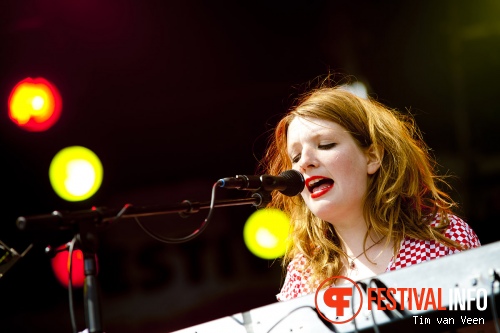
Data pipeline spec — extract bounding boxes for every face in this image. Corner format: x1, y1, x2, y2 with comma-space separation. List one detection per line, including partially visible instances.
286, 117, 380, 225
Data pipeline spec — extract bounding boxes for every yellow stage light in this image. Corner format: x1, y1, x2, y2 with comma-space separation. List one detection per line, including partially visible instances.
49, 146, 103, 201
243, 208, 290, 259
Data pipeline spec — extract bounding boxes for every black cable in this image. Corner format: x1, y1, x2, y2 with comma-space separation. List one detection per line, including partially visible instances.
230, 315, 244, 325
229, 306, 336, 332
133, 181, 219, 244
489, 269, 500, 333
368, 279, 381, 333
315, 308, 337, 332
67, 237, 78, 333
266, 306, 315, 333
264, 305, 336, 333
368, 278, 409, 319
351, 282, 367, 333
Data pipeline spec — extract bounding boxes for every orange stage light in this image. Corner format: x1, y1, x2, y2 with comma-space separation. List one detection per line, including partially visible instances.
8, 77, 62, 132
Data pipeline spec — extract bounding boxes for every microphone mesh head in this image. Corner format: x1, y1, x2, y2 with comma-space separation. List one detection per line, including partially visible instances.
278, 170, 305, 196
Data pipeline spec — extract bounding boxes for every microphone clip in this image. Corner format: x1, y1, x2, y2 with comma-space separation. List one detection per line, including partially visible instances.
250, 190, 272, 209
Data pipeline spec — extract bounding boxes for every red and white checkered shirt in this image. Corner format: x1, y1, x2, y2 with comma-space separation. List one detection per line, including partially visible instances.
276, 214, 480, 301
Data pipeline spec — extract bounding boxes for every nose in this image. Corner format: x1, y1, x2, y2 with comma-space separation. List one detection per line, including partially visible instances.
297, 147, 318, 171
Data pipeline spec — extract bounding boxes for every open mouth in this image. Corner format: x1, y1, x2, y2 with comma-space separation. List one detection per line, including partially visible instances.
306, 176, 334, 198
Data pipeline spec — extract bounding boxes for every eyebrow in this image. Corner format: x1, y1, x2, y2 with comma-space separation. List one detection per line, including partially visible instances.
286, 130, 339, 155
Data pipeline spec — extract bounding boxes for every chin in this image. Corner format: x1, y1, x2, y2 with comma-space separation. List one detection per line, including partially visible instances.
309, 208, 336, 224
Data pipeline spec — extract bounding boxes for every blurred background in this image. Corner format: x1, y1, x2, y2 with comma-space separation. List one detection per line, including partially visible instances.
1, 0, 500, 332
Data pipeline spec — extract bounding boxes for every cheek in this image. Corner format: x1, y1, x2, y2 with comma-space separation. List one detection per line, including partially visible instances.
300, 189, 308, 201
339, 148, 367, 173
330, 153, 361, 175
332, 154, 369, 190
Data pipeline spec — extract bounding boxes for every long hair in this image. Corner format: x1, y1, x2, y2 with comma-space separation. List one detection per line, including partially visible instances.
260, 85, 462, 287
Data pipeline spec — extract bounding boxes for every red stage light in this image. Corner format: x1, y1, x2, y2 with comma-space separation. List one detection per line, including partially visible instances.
51, 247, 85, 288
8, 77, 62, 132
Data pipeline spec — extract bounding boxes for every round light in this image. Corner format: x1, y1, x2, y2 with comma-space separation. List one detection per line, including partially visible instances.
51, 247, 85, 288
49, 146, 103, 201
243, 208, 290, 259
8, 77, 62, 132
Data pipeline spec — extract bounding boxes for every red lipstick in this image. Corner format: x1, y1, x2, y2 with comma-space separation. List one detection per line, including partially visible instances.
305, 176, 334, 199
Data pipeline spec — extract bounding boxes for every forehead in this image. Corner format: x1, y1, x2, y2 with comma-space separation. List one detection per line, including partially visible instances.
287, 117, 346, 142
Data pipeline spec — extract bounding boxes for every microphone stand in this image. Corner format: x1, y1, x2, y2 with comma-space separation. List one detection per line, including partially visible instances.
77, 219, 102, 333
16, 190, 272, 333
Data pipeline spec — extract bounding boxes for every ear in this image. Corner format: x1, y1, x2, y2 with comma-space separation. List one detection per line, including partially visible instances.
366, 144, 383, 175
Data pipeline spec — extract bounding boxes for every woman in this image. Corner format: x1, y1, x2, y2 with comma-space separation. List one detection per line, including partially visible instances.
260, 84, 480, 301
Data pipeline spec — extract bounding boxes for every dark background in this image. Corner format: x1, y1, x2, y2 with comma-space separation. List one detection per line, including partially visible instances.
1, 1, 499, 332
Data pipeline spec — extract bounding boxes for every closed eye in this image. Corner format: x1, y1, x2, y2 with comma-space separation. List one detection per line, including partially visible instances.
318, 143, 336, 150
291, 154, 301, 164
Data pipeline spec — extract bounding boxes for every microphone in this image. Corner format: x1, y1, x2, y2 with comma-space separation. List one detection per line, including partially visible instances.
217, 169, 305, 197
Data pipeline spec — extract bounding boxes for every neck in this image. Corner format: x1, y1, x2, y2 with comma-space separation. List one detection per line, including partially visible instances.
333, 218, 381, 256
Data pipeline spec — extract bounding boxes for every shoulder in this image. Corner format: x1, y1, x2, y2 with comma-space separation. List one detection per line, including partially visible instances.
430, 213, 481, 249
276, 253, 314, 301
388, 214, 480, 271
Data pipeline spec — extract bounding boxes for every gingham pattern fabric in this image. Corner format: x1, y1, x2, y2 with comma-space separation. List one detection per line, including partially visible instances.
276, 214, 480, 301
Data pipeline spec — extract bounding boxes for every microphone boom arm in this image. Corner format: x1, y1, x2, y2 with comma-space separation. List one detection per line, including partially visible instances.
16, 192, 270, 232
